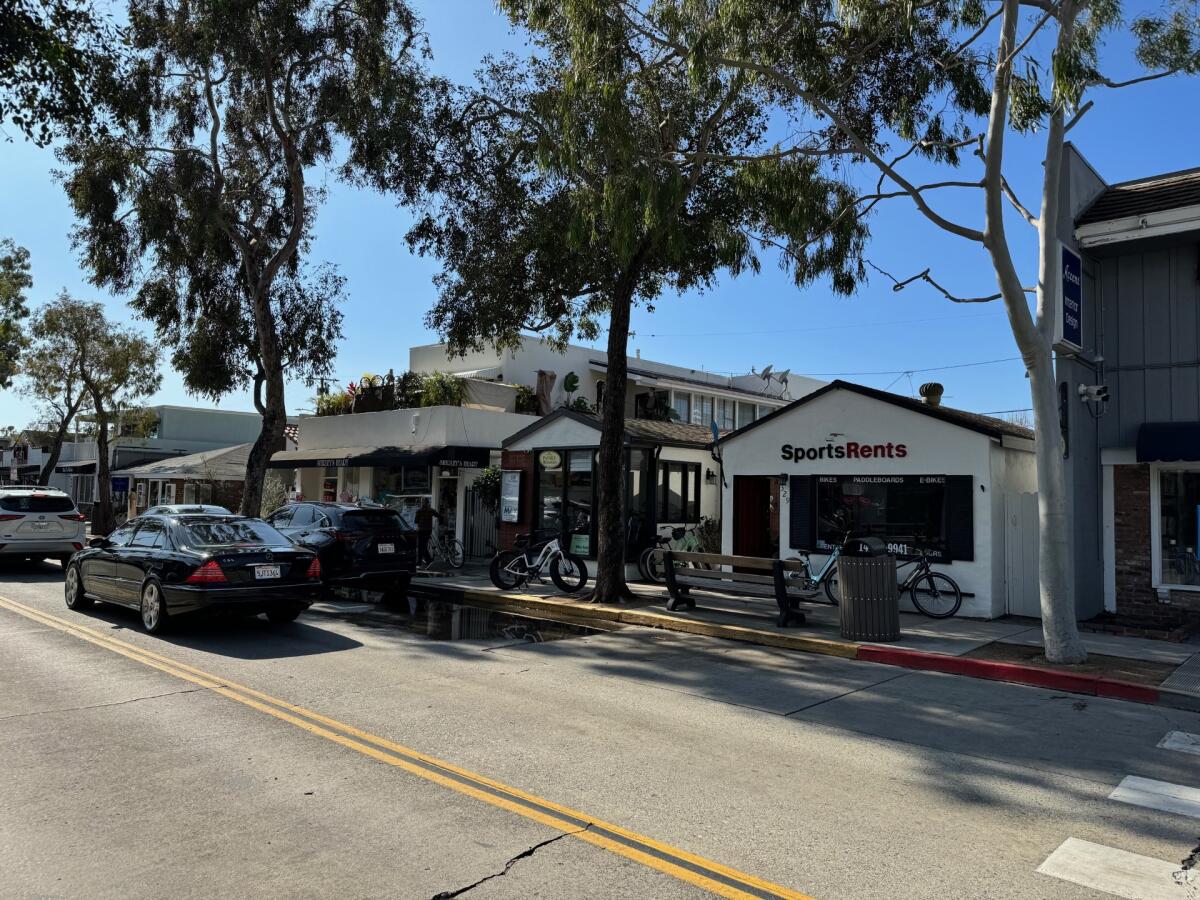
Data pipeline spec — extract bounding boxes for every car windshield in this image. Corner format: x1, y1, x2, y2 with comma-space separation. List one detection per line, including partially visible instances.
341, 509, 408, 531
176, 519, 288, 548
0, 495, 75, 513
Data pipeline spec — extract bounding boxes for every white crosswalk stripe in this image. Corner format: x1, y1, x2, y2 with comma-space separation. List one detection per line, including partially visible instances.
1158, 731, 1200, 757
1037, 838, 1189, 899
1110, 776, 1200, 820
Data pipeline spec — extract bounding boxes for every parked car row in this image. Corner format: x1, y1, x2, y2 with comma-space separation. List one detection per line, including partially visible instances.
3, 487, 422, 635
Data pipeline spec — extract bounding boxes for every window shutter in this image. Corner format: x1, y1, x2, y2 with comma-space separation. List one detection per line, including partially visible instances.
789, 475, 813, 550
944, 476, 975, 561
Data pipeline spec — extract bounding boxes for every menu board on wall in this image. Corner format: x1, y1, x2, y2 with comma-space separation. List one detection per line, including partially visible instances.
500, 470, 522, 523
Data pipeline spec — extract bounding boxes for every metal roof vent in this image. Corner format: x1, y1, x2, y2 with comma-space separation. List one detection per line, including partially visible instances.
919, 382, 944, 407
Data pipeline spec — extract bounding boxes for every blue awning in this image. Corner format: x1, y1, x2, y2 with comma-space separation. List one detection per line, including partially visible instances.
1136, 422, 1200, 462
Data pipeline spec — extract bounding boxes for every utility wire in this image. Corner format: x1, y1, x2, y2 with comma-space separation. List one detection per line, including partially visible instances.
633, 311, 1004, 339
800, 355, 1023, 379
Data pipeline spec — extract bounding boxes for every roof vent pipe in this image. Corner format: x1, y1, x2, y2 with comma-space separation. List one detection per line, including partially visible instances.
919, 382, 944, 407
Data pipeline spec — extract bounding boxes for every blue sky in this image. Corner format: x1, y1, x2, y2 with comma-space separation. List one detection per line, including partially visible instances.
2, 2, 1197, 427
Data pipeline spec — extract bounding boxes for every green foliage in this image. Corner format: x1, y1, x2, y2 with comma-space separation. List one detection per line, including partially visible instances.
315, 391, 353, 417
473, 466, 503, 513
568, 396, 594, 413
562, 371, 580, 396
0, 239, 32, 389
420, 372, 468, 407
0, 0, 114, 145
694, 516, 721, 554
260, 472, 290, 518
514, 384, 539, 414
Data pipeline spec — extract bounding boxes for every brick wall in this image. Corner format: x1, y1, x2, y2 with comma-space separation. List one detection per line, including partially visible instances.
498, 450, 534, 551
1113, 464, 1200, 622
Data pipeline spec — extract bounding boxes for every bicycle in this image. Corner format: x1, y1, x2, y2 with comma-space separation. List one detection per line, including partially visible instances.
815, 546, 963, 619
638, 524, 705, 584
425, 525, 465, 570
489, 531, 588, 593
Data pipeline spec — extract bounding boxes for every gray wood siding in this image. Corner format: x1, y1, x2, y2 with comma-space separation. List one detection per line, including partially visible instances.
1097, 243, 1200, 447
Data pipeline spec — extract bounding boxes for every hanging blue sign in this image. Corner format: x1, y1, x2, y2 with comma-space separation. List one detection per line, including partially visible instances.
1058, 244, 1083, 350
111, 476, 130, 492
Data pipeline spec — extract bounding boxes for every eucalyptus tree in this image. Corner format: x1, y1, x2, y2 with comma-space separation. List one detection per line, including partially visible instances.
411, 3, 967, 603
21, 293, 92, 485
0, 0, 114, 145
0, 238, 32, 389
61, 0, 438, 516
642, 0, 1200, 661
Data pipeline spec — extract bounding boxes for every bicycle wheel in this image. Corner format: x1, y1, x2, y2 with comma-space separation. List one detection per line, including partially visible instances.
823, 568, 840, 605
489, 551, 527, 590
550, 553, 588, 593
446, 539, 465, 569
909, 572, 962, 618
639, 547, 666, 584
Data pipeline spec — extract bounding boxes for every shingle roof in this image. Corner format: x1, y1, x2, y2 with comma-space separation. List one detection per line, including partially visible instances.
112, 443, 253, 480
501, 408, 713, 449
722, 380, 1034, 444
1078, 166, 1200, 225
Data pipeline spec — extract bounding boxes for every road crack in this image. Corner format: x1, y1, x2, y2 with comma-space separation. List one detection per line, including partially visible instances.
430, 825, 591, 898
0, 688, 201, 721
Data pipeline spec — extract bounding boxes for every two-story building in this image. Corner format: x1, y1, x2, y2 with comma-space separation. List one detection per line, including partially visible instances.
1057, 148, 1200, 632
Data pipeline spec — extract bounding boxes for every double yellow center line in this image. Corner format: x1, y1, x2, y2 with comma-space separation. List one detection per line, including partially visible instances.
0, 594, 812, 900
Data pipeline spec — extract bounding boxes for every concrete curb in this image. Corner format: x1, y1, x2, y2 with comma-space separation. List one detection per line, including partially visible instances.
404, 581, 1195, 711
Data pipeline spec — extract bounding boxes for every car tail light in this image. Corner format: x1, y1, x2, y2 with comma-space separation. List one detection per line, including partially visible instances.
185, 560, 227, 584
72, 543, 83, 551
0, 514, 22, 522
59, 513, 87, 522
305, 557, 322, 579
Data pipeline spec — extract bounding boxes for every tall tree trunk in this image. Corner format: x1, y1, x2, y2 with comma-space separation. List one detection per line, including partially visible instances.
92, 405, 114, 534
239, 290, 287, 517
589, 286, 636, 604
38, 403, 82, 486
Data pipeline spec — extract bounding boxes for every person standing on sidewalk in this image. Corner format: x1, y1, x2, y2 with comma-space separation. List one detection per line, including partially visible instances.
415, 498, 440, 565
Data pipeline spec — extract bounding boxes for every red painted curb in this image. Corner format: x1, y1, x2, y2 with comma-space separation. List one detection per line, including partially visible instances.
854, 645, 1162, 704
1096, 678, 1160, 704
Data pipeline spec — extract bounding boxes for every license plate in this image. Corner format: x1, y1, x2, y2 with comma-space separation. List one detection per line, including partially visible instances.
29, 521, 51, 531
377, 543, 394, 554
255, 565, 281, 580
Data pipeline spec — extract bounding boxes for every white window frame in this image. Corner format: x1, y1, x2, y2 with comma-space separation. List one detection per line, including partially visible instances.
1148, 461, 1200, 593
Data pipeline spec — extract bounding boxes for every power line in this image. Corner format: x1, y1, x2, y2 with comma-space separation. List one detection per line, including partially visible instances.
981, 407, 1033, 415
635, 311, 1004, 339
800, 355, 1023, 379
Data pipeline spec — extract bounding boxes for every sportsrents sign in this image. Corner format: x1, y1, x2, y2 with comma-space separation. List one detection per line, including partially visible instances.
782, 441, 908, 462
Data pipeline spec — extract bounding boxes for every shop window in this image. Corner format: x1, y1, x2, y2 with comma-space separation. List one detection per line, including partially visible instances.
537, 450, 566, 534
658, 462, 701, 523
693, 395, 713, 427
565, 450, 593, 554
1158, 470, 1200, 586
737, 402, 757, 428
812, 475, 972, 561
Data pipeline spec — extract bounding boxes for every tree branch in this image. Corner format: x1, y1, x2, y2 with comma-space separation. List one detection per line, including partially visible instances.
866, 259, 1033, 303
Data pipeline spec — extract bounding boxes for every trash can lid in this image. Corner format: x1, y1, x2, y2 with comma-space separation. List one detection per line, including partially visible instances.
844, 535, 888, 557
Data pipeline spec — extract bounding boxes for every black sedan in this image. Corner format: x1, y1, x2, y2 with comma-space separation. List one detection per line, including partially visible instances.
265, 502, 418, 600
63, 514, 322, 634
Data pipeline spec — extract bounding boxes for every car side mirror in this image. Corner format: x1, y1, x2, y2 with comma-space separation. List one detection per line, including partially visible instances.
88, 537, 111, 549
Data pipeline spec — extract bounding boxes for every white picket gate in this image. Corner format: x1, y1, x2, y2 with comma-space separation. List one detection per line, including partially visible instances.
1004, 492, 1041, 618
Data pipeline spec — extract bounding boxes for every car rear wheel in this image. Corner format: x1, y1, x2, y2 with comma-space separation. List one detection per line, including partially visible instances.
63, 565, 93, 611
266, 606, 302, 624
140, 581, 170, 634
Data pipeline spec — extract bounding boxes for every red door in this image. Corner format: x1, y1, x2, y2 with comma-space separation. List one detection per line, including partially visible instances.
733, 476, 779, 559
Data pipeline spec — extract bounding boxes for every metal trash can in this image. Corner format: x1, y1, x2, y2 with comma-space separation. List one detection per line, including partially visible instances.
838, 537, 900, 641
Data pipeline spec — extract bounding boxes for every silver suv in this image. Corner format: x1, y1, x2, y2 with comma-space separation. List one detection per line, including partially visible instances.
0, 487, 87, 565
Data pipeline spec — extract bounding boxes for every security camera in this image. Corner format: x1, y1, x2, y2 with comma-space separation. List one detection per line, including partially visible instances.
1077, 384, 1109, 403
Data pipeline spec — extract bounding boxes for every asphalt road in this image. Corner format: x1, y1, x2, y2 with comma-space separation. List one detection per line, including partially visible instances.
2, 560, 1199, 900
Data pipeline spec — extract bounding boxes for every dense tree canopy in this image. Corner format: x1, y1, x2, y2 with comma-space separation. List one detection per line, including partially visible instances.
0, 0, 114, 145
0, 238, 32, 389
61, 0, 440, 515
411, 0, 982, 601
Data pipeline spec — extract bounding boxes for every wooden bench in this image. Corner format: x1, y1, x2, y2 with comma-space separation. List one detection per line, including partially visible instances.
659, 551, 814, 627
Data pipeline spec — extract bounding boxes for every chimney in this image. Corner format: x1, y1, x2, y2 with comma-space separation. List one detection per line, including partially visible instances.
919, 382, 944, 407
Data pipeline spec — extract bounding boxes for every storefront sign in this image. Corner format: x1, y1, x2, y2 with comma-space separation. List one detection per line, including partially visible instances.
570, 533, 590, 556
538, 450, 562, 470
315, 457, 350, 468
500, 470, 522, 523
1056, 243, 1083, 351
782, 441, 908, 462
111, 476, 130, 492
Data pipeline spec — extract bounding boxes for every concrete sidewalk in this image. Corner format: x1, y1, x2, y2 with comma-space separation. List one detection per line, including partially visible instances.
403, 571, 1200, 708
